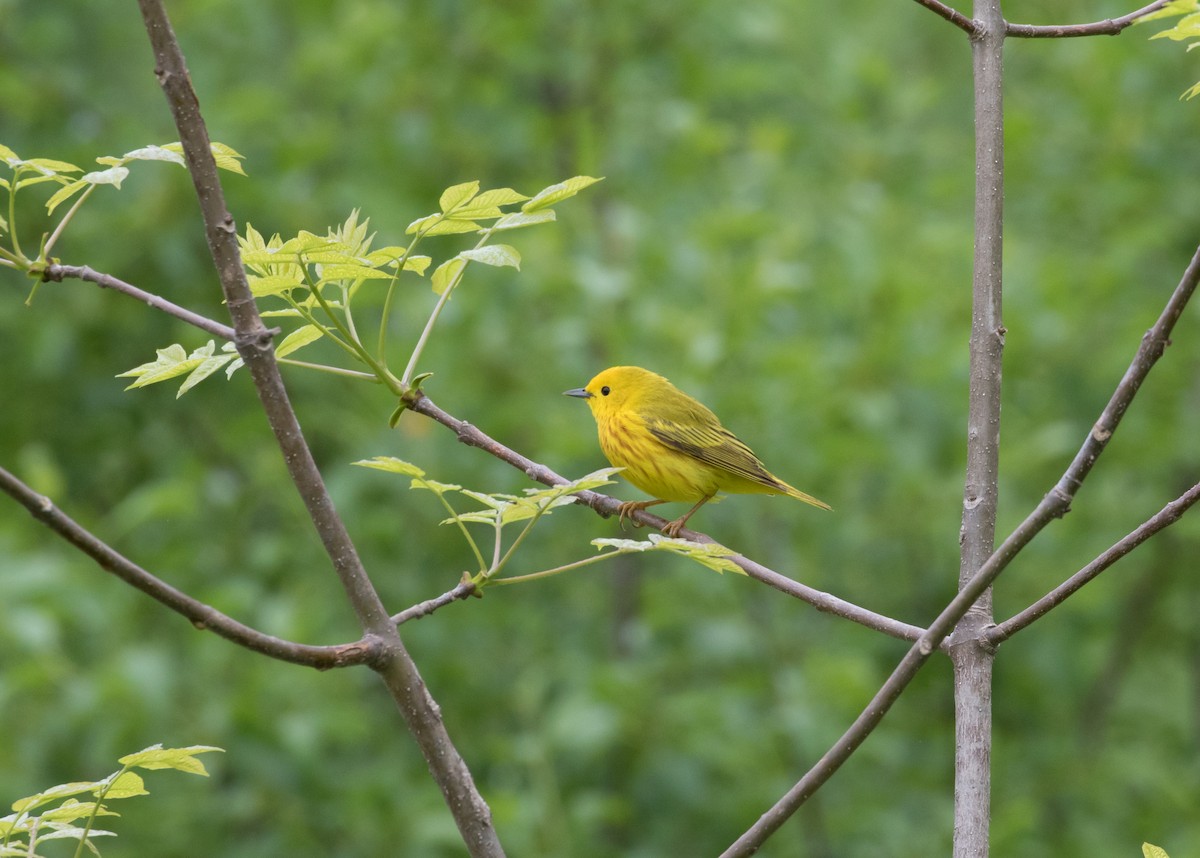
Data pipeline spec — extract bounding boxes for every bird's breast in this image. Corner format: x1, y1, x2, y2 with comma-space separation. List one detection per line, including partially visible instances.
596, 410, 719, 502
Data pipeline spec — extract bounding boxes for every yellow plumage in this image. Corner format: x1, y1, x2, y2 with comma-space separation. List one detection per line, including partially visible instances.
565, 366, 830, 537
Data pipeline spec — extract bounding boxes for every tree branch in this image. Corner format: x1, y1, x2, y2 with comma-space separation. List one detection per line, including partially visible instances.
951, 3, 1005, 855
910, 0, 981, 35
43, 263, 236, 341
405, 394, 926, 642
1005, 1, 1170, 38
720, 487, 1047, 857
987, 481, 1200, 644
0, 465, 375, 668
1046, 242, 1200, 510
393, 580, 479, 625
134, 4, 505, 855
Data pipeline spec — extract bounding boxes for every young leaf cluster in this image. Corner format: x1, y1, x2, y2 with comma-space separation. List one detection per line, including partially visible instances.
123, 176, 602, 406
0, 143, 244, 292
1143, 1, 1200, 98
0, 745, 222, 858
354, 457, 746, 588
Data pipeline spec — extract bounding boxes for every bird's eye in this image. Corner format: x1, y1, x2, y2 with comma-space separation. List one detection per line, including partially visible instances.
600, 386, 611, 396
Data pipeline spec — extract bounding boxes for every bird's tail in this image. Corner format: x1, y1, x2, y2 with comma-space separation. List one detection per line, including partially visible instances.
780, 482, 832, 511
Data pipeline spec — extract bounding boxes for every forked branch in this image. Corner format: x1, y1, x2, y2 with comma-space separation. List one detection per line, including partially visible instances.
989, 480, 1200, 643
0, 465, 376, 668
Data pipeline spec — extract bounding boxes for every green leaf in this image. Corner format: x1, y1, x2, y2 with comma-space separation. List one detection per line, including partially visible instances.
12, 781, 105, 814
35, 825, 117, 843
20, 157, 83, 175
459, 244, 521, 270
0, 143, 19, 162
1138, 0, 1199, 24
439, 180, 480, 213
274, 324, 324, 358
159, 142, 247, 175
401, 255, 431, 275
410, 478, 462, 495
406, 213, 483, 236
80, 166, 130, 188
522, 175, 603, 212
328, 208, 372, 254
247, 273, 305, 298
119, 342, 231, 394
542, 467, 622, 495
118, 344, 197, 388
317, 263, 396, 283
431, 257, 467, 295
209, 142, 247, 175
117, 744, 224, 776
353, 456, 427, 478
590, 534, 746, 576
472, 187, 525, 207
101, 771, 147, 800
177, 352, 236, 397
44, 179, 89, 214
490, 210, 557, 232
118, 144, 187, 168
449, 204, 503, 221
363, 247, 432, 275
39, 800, 118, 824
259, 308, 304, 318
1143, 844, 1170, 858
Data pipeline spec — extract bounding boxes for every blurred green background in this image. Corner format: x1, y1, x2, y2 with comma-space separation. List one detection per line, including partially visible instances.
2, 0, 1199, 855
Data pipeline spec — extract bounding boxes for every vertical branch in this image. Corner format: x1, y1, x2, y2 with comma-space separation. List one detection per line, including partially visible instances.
952, 2, 1004, 857
135, 4, 506, 855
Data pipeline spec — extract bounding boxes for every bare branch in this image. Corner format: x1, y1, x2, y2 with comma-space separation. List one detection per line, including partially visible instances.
720, 464, 1054, 857
43, 263, 236, 341
1050, 243, 1200, 508
988, 481, 1200, 644
393, 581, 478, 625
1006, 1, 1170, 38
406, 394, 926, 642
135, 4, 505, 854
910, 0, 981, 35
0, 465, 375, 669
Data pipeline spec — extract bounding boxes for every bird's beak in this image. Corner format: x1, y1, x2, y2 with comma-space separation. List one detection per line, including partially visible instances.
563, 387, 593, 399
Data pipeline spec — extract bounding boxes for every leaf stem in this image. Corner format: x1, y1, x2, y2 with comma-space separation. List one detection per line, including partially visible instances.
489, 550, 620, 586
400, 226, 496, 387
44, 183, 96, 257
275, 357, 380, 381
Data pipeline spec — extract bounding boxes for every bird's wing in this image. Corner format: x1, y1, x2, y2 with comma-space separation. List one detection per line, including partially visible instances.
645, 414, 783, 489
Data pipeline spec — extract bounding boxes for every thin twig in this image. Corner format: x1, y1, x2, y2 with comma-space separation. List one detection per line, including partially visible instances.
910, 0, 981, 35
1006, 0, 1170, 38
405, 394, 926, 642
0, 465, 375, 668
1047, 242, 1200, 509
988, 481, 1200, 643
44, 264, 236, 341
392, 581, 478, 625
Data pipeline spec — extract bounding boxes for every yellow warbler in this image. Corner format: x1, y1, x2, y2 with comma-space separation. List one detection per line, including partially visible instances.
565, 366, 830, 537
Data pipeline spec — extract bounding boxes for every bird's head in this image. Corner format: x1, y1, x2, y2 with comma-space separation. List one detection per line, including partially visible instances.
564, 365, 667, 418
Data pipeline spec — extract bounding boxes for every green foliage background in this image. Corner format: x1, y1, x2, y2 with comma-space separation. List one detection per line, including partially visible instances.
2, 1, 1199, 855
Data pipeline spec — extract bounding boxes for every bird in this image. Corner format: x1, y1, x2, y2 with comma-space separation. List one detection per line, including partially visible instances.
564, 366, 830, 537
